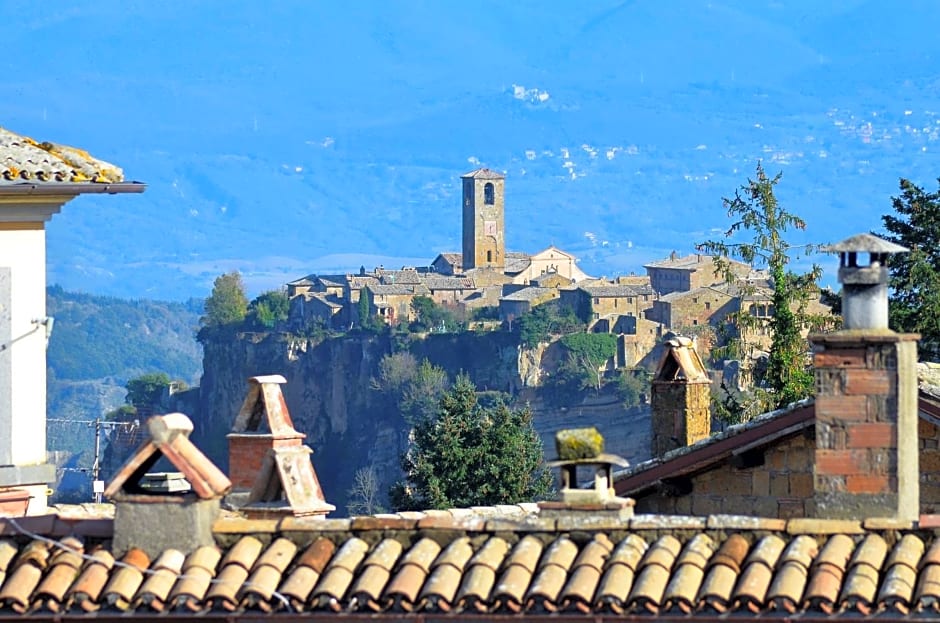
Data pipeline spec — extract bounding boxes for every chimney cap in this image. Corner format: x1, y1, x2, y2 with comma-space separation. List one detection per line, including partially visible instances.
822, 233, 908, 254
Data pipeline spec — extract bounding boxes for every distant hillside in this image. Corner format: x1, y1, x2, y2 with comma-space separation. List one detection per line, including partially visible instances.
47, 285, 203, 384
44, 287, 204, 501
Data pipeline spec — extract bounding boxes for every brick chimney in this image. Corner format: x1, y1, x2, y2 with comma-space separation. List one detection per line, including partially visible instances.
227, 375, 305, 491
811, 234, 918, 520
227, 376, 334, 519
650, 335, 711, 456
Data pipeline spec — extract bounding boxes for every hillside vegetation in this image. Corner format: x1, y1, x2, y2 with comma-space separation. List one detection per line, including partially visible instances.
47, 285, 203, 383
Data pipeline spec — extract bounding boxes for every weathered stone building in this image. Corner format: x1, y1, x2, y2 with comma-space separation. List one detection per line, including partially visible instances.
461, 168, 505, 271
644, 252, 751, 295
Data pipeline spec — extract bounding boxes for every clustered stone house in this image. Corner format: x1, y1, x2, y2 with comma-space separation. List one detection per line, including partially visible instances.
286, 169, 804, 376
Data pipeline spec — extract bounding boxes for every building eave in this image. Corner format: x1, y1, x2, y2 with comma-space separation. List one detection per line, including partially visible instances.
0, 182, 146, 197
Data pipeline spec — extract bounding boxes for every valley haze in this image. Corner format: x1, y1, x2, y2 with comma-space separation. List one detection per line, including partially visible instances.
5, 0, 939, 300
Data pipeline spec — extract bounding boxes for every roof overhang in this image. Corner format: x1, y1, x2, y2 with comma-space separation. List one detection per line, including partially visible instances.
0, 182, 146, 197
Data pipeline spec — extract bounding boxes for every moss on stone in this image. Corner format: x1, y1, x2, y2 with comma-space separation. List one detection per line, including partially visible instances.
555, 427, 604, 460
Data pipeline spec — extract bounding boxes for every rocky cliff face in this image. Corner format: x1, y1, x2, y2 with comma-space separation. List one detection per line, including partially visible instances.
193, 330, 650, 514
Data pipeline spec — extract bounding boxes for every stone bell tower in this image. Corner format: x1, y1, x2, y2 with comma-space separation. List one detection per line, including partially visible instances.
461, 168, 505, 271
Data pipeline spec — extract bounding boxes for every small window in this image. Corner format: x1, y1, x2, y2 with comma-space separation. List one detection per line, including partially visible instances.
705, 301, 711, 310
594, 297, 600, 305
693, 319, 698, 325
484, 182, 495, 205
487, 250, 493, 263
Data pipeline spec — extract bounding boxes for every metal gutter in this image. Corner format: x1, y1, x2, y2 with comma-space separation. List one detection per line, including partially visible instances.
0, 182, 146, 196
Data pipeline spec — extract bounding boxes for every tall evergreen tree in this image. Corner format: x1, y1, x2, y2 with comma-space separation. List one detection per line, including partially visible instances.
880, 178, 940, 360
391, 375, 553, 510
699, 163, 826, 418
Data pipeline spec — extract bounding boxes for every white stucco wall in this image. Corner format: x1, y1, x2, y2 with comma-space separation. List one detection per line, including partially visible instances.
0, 227, 47, 466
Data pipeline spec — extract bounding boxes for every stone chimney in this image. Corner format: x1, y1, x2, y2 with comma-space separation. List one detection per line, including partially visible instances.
538, 428, 633, 521
811, 233, 918, 520
650, 335, 711, 457
227, 375, 305, 491
227, 376, 334, 519
105, 413, 232, 557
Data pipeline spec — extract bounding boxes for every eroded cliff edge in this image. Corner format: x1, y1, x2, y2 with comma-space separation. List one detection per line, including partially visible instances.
193, 331, 650, 513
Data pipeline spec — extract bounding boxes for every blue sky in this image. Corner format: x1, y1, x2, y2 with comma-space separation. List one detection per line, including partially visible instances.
4, 1, 939, 299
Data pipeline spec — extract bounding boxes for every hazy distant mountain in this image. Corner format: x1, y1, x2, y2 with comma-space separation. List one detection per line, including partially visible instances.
4, 1, 939, 299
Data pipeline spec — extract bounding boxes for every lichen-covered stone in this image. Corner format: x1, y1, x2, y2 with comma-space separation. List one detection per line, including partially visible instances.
555, 427, 604, 460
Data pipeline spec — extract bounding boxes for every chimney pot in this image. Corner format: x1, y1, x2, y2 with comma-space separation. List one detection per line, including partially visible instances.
824, 233, 908, 330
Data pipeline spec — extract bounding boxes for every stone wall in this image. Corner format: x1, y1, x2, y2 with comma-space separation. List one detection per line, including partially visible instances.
919, 418, 940, 513
635, 433, 815, 518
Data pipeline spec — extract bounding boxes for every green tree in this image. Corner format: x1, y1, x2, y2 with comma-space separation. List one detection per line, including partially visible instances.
357, 288, 382, 331
558, 332, 618, 390
409, 295, 458, 332
880, 178, 940, 360
516, 302, 583, 347
400, 360, 449, 426
247, 289, 289, 330
698, 163, 824, 416
125, 372, 172, 407
372, 354, 449, 426
392, 375, 553, 510
201, 271, 248, 329
618, 367, 651, 409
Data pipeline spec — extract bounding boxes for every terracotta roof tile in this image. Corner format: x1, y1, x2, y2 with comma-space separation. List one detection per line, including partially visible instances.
100, 548, 149, 611
492, 535, 543, 612
133, 549, 184, 612
766, 535, 816, 612
20, 516, 940, 616
205, 536, 263, 611
278, 537, 334, 611
662, 534, 714, 613
167, 546, 219, 612
804, 534, 856, 613
310, 537, 369, 610
593, 534, 647, 613
558, 534, 612, 612
239, 538, 297, 610
419, 536, 472, 611
698, 534, 751, 612
348, 538, 403, 611
65, 549, 113, 612
525, 536, 577, 611
384, 538, 441, 611
628, 535, 681, 613
31, 538, 83, 612
840, 534, 888, 614
454, 536, 508, 611
0, 127, 125, 184
733, 535, 786, 612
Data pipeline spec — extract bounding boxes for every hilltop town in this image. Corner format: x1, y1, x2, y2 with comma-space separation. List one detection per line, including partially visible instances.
284, 168, 831, 376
